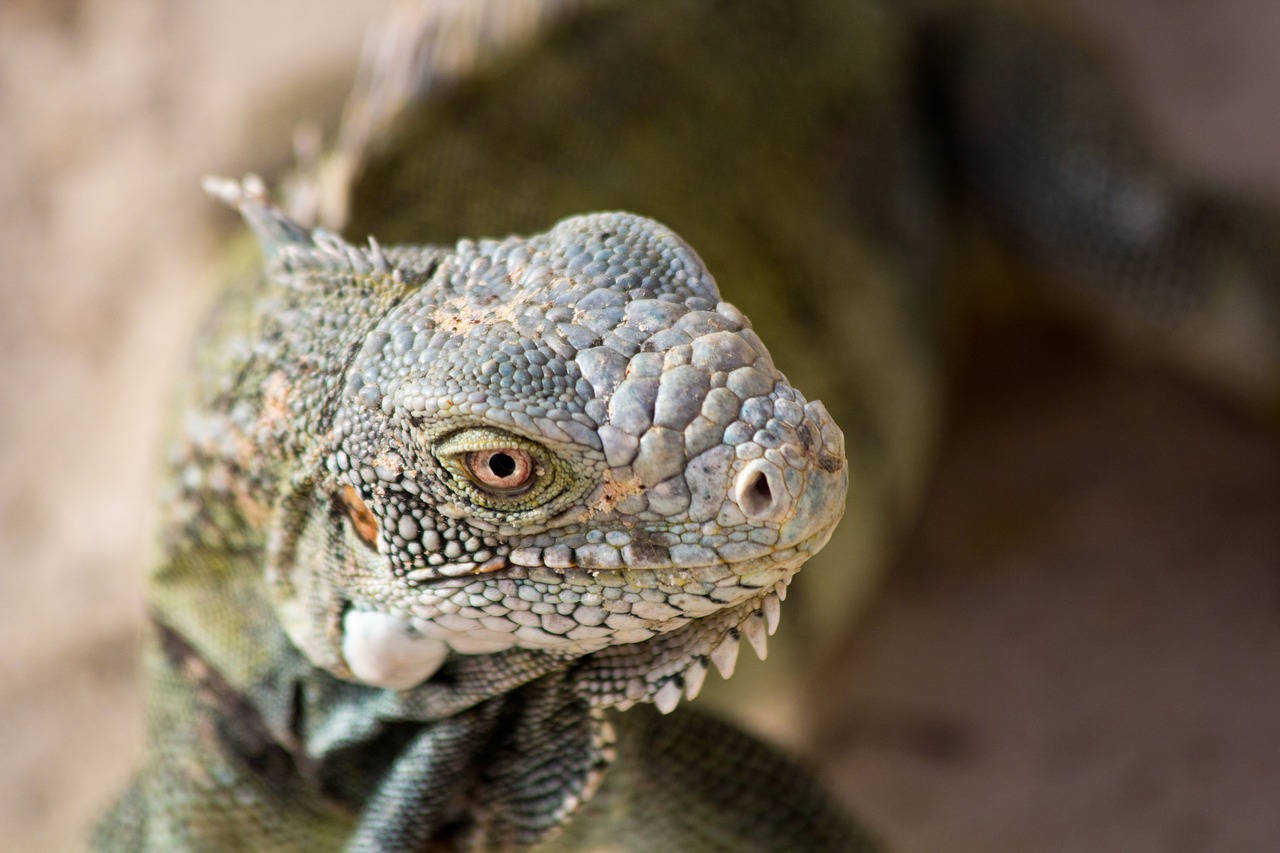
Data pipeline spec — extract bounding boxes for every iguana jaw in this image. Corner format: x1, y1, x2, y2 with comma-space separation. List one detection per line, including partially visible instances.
332, 458, 844, 709
338, 577, 795, 711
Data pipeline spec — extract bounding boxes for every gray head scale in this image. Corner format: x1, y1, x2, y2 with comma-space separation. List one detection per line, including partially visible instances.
211, 177, 846, 711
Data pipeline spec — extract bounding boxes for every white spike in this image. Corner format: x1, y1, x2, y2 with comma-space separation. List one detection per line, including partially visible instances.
367, 235, 392, 272
596, 715, 618, 753
654, 679, 682, 715
763, 592, 781, 636
775, 580, 788, 602
710, 633, 739, 680
243, 173, 267, 197
743, 612, 768, 661
684, 660, 708, 701
201, 175, 244, 206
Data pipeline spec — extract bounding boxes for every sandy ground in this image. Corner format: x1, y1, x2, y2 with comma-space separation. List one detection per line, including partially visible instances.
0, 1, 1277, 851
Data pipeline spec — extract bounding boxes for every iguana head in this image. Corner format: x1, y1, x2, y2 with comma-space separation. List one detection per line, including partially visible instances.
209, 177, 846, 714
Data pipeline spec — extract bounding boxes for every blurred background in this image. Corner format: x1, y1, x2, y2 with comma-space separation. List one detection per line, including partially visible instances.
1, 1, 1278, 850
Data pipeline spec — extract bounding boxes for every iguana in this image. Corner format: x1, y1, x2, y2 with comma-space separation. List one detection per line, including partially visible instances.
95, 0, 1280, 850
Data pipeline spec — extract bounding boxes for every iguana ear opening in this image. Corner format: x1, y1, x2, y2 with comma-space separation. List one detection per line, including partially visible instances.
339, 484, 381, 549
266, 480, 374, 683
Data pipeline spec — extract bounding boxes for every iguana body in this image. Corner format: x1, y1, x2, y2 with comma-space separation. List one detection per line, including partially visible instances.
94, 178, 859, 851
96, 0, 1280, 849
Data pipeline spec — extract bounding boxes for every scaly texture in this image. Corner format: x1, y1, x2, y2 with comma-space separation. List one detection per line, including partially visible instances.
93, 176, 858, 850
198, 177, 846, 703
96, 0, 1280, 849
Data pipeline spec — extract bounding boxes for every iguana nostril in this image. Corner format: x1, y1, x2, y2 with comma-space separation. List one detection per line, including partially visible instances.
734, 460, 786, 520
749, 472, 771, 504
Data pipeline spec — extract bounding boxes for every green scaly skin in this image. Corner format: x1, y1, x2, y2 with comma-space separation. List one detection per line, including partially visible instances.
95, 173, 862, 850
95, 0, 1280, 850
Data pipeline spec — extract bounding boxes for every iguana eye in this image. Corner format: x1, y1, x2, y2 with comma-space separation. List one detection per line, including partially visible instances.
464, 449, 536, 494
340, 484, 380, 548
434, 427, 585, 518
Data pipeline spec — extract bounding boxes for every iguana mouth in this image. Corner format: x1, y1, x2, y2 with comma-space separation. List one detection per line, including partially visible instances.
373, 453, 844, 679
412, 521, 836, 583
335, 516, 831, 698
579, 578, 793, 716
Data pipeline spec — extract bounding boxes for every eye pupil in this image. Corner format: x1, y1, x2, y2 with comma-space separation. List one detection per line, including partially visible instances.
488, 453, 517, 478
